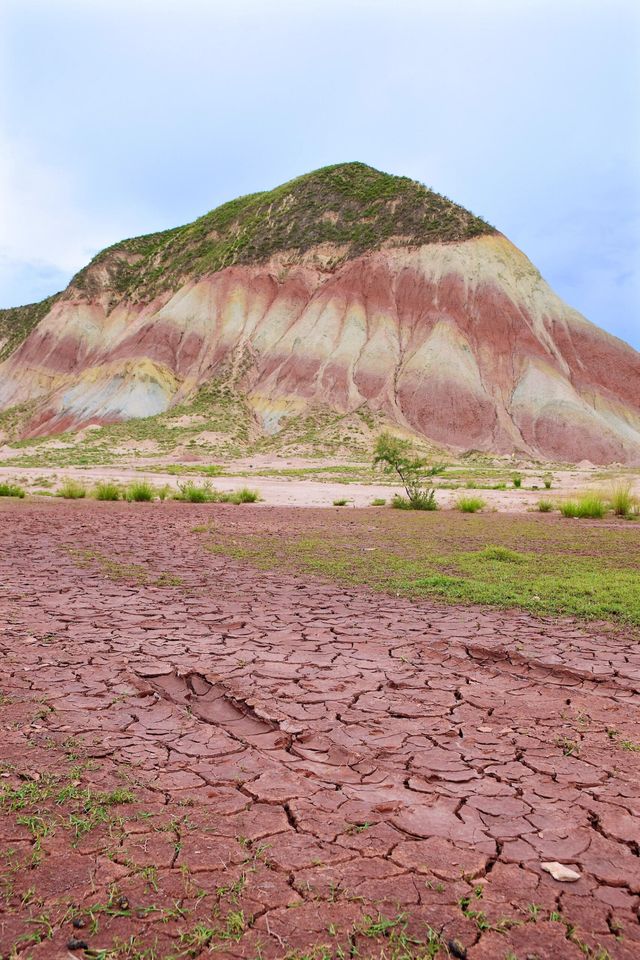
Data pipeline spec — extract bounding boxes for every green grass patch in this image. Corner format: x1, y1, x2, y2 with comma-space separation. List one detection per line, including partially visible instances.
93, 481, 120, 501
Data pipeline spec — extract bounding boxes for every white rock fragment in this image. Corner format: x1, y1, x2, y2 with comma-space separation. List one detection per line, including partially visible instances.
540, 861, 581, 882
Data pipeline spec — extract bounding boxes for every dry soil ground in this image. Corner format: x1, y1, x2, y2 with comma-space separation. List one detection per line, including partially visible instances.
1, 501, 639, 960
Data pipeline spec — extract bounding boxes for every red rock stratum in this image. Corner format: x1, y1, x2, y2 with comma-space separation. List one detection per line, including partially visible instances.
1, 163, 639, 462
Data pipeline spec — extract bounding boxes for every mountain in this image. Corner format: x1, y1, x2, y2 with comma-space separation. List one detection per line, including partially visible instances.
1, 162, 639, 463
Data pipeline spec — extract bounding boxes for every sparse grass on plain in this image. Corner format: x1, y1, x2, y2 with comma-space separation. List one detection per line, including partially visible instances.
204, 510, 640, 626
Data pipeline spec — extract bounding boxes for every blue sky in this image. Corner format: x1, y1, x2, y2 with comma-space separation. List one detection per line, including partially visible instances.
1, 0, 638, 348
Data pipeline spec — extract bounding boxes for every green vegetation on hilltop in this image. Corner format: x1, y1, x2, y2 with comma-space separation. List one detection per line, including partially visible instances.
71, 162, 495, 300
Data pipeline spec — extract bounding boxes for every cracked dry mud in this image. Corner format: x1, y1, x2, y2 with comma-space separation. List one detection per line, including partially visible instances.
1, 502, 639, 959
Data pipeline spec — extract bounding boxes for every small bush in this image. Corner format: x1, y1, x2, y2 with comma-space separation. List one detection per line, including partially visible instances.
456, 496, 486, 513
465, 480, 478, 489
560, 493, 606, 519
333, 498, 349, 507
94, 481, 120, 501
608, 481, 634, 517
479, 545, 525, 563
176, 481, 213, 503
538, 499, 553, 512
58, 479, 86, 499
512, 474, 522, 488
543, 474, 553, 490
126, 481, 155, 502
0, 482, 25, 498
371, 498, 386, 506
391, 490, 437, 511
157, 485, 171, 501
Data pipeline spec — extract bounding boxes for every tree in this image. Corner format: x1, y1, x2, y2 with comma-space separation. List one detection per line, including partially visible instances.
373, 432, 445, 510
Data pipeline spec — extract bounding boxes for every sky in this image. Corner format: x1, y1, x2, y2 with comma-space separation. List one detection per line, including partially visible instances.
1, 0, 639, 348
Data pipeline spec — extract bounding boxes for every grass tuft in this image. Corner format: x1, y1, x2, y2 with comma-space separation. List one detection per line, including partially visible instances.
176, 481, 214, 503
221, 487, 260, 504
608, 481, 635, 517
561, 493, 606, 519
126, 480, 155, 502
477, 545, 526, 563
537, 499, 554, 512
57, 479, 86, 499
94, 481, 120, 501
456, 496, 486, 513
0, 481, 25, 498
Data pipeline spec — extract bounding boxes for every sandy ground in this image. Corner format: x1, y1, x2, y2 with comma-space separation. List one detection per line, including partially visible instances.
1, 500, 639, 958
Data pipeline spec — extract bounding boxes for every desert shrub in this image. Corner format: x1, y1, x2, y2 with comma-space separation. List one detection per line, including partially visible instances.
543, 474, 553, 490
94, 481, 120, 501
608, 481, 634, 517
373, 432, 444, 511
58, 479, 86, 499
176, 481, 213, 503
333, 498, 349, 507
512, 474, 522, 488
371, 498, 386, 506
560, 494, 606, 519
0, 482, 25, 498
456, 496, 485, 513
479, 545, 525, 563
126, 481, 155, 502
538, 498, 554, 512
157, 485, 171, 501
465, 480, 478, 489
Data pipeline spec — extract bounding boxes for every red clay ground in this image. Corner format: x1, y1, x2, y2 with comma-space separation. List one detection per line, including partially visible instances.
1, 501, 639, 959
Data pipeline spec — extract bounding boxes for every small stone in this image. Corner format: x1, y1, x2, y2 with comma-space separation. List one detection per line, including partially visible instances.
71, 917, 86, 929
116, 896, 130, 910
448, 939, 467, 959
540, 861, 581, 882
67, 939, 89, 951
